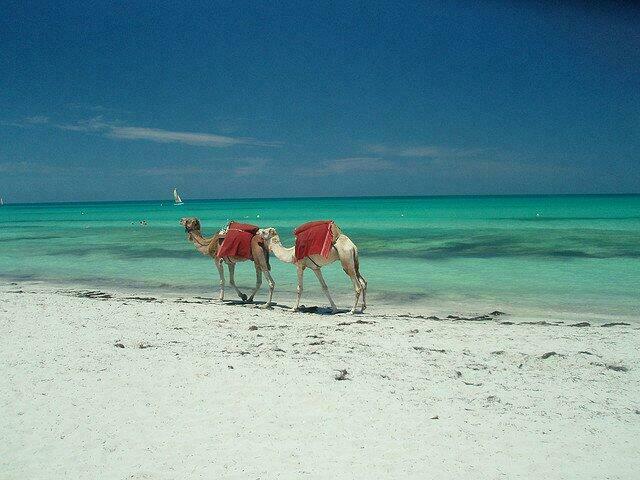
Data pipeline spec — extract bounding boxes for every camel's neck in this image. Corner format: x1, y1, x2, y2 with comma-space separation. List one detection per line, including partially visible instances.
268, 236, 296, 264
188, 230, 216, 256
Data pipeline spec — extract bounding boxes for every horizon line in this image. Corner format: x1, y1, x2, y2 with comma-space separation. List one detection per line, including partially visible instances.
2, 192, 639, 206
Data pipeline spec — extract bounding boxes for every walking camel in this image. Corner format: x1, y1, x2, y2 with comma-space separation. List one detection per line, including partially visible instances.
257, 222, 367, 314
180, 217, 275, 308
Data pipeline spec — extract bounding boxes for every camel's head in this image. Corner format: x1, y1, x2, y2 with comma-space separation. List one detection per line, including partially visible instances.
180, 217, 201, 234
257, 227, 279, 243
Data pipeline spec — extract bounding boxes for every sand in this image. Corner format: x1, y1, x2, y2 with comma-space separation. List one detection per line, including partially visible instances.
1, 282, 638, 479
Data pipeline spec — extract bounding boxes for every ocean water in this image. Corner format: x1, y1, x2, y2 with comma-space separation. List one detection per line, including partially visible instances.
1, 195, 639, 319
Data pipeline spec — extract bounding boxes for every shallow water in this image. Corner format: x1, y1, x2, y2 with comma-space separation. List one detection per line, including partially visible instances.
1, 195, 639, 319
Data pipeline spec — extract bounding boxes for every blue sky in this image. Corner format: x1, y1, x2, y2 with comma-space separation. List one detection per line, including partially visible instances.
1, 1, 639, 202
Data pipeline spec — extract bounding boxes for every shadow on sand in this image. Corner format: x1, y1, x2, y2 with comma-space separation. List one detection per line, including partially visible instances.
219, 299, 353, 315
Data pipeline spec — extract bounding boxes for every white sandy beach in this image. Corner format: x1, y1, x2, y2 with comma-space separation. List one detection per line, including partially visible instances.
1, 282, 638, 479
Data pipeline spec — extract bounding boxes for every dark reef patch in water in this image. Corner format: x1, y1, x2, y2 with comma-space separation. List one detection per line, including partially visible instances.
362, 236, 640, 260
512, 216, 640, 222
373, 291, 432, 303
357, 227, 640, 260
40, 245, 196, 260
3, 234, 67, 242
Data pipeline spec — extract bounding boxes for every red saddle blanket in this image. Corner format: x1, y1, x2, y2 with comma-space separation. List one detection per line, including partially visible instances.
216, 222, 260, 260
294, 220, 335, 261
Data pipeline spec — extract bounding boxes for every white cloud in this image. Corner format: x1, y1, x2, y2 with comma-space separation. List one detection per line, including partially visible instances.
326, 157, 393, 172
366, 144, 481, 158
0, 161, 89, 175
66, 103, 126, 114
24, 116, 49, 124
2, 114, 279, 149
0, 161, 31, 173
56, 116, 109, 132
232, 158, 270, 176
108, 126, 269, 148
134, 165, 209, 176
296, 157, 393, 177
130, 158, 272, 178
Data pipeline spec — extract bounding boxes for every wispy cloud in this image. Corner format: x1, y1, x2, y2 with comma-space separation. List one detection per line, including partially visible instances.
366, 144, 482, 158
130, 158, 272, 178
24, 115, 49, 124
133, 165, 209, 176
0, 161, 90, 175
296, 157, 393, 177
56, 116, 109, 132
107, 126, 275, 148
2, 158, 274, 179
0, 161, 30, 173
66, 103, 128, 115
3, 114, 279, 149
232, 158, 271, 176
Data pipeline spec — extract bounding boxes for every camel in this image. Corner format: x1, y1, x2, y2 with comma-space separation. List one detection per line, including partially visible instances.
180, 217, 275, 308
257, 224, 367, 314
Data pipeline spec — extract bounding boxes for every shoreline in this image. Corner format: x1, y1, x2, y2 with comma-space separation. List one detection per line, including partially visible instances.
1, 277, 636, 326
1, 282, 638, 478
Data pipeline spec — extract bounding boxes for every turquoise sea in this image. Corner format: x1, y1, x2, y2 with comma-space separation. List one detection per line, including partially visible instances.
1, 195, 639, 319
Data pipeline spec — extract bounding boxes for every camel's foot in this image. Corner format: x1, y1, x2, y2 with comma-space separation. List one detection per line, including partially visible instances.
238, 293, 248, 302
330, 307, 338, 315
290, 306, 300, 312
260, 302, 273, 310
247, 296, 255, 302
349, 308, 357, 315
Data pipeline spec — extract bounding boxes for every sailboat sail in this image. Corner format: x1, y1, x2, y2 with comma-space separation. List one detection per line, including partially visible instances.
173, 188, 183, 204
0, 197, 4, 206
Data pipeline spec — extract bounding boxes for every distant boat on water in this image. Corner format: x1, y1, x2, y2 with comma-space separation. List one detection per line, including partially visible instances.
0, 197, 4, 206
173, 188, 183, 205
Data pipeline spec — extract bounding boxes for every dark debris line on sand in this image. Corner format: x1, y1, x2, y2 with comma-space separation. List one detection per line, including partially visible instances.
540, 351, 563, 359
397, 310, 507, 322
337, 319, 375, 326
520, 321, 558, 326
123, 296, 160, 303
589, 361, 630, 372
69, 290, 113, 300
605, 364, 629, 372
413, 346, 446, 353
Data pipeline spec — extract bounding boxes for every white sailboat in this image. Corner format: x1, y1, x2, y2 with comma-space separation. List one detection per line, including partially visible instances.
0, 197, 4, 206
173, 188, 183, 205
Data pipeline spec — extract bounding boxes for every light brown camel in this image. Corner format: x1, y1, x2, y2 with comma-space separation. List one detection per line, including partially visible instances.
257, 224, 367, 314
180, 217, 275, 308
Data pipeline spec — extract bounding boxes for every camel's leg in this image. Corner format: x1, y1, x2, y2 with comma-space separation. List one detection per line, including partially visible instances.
312, 268, 338, 314
337, 248, 363, 314
247, 264, 262, 302
260, 269, 275, 309
228, 262, 247, 302
346, 272, 363, 314
358, 275, 368, 312
292, 266, 304, 312
215, 258, 225, 301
